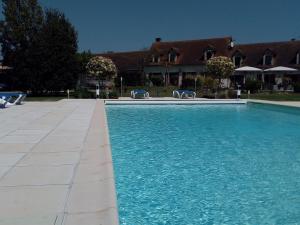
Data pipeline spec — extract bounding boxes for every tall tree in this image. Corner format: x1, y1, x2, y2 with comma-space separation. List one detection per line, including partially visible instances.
1, 2, 79, 93
0, 0, 44, 89
36, 9, 78, 92
75, 50, 93, 88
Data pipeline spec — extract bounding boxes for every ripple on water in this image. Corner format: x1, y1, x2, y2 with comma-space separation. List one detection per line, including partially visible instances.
107, 105, 300, 225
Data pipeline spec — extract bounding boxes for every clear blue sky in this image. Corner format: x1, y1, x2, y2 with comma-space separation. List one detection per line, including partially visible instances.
1, 0, 300, 53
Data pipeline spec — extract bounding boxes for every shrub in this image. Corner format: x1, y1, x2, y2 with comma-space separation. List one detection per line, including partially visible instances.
196, 76, 205, 89
99, 92, 107, 99
203, 76, 218, 91
245, 79, 262, 93
95, 91, 119, 99
181, 78, 195, 88
109, 91, 119, 99
294, 82, 300, 93
228, 89, 237, 98
202, 93, 216, 99
73, 88, 95, 99
151, 77, 164, 86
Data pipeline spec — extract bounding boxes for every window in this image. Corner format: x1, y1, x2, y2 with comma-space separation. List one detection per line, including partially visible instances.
232, 51, 244, 67
168, 52, 177, 63
204, 50, 214, 61
263, 50, 274, 66
233, 56, 242, 67
296, 52, 300, 65
152, 55, 160, 63
264, 55, 273, 65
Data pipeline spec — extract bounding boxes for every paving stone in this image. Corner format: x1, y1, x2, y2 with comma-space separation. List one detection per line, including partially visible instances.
73, 162, 114, 184
64, 209, 119, 225
66, 179, 117, 214
18, 152, 80, 166
0, 185, 68, 217
0, 135, 44, 144
0, 153, 25, 166
0, 214, 58, 225
0, 143, 35, 153
32, 145, 83, 153
80, 147, 112, 165
0, 165, 74, 186
9, 129, 50, 136
0, 167, 10, 178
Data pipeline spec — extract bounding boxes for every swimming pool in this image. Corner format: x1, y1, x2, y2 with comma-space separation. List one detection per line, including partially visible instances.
106, 104, 300, 224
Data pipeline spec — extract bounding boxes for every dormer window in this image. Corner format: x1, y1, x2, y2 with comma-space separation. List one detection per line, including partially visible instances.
168, 51, 177, 63
233, 56, 243, 67
204, 49, 215, 61
232, 51, 244, 67
263, 50, 274, 66
264, 55, 273, 65
152, 55, 160, 63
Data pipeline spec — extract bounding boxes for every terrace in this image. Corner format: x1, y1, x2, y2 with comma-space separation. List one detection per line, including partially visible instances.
1, 99, 300, 224
0, 100, 118, 225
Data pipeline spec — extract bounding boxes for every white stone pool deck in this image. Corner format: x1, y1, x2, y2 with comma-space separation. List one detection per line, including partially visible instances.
0, 100, 119, 225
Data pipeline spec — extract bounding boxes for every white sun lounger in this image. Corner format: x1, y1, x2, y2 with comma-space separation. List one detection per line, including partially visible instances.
0, 98, 8, 109
173, 90, 196, 99
6, 94, 26, 106
131, 89, 150, 99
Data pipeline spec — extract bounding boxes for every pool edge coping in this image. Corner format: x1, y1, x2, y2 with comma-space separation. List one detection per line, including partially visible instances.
98, 100, 120, 225
65, 100, 120, 224
248, 99, 300, 109
104, 99, 247, 105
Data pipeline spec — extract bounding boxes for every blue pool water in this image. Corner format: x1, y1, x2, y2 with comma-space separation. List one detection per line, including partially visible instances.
106, 104, 300, 225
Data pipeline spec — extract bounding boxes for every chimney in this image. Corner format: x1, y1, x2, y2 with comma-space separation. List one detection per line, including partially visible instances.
155, 37, 162, 42
228, 40, 235, 49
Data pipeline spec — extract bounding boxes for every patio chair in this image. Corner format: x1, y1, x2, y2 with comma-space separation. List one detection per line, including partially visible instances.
6, 94, 26, 106
173, 90, 196, 99
131, 89, 150, 99
0, 97, 8, 109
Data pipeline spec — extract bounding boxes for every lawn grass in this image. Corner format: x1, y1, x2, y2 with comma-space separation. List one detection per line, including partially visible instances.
25, 96, 68, 101
242, 92, 300, 101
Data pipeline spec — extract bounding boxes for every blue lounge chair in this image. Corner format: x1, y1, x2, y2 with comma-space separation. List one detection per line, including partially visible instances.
0, 92, 26, 107
131, 89, 150, 99
0, 97, 8, 109
173, 90, 196, 99
6, 94, 26, 106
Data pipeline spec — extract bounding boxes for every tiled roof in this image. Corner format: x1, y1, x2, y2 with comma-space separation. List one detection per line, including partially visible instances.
147, 36, 233, 65
233, 40, 300, 68
96, 38, 300, 73
97, 51, 149, 72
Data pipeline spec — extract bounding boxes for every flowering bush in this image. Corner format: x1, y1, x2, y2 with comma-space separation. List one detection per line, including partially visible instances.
86, 56, 117, 81
207, 56, 235, 80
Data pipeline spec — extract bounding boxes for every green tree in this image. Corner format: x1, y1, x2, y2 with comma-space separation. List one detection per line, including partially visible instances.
206, 56, 235, 90
75, 50, 92, 88
36, 9, 78, 92
1, 2, 79, 93
0, 0, 44, 90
